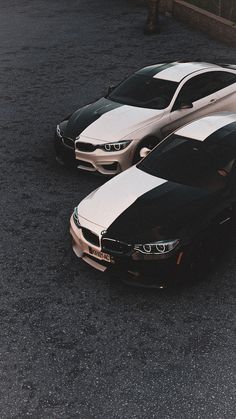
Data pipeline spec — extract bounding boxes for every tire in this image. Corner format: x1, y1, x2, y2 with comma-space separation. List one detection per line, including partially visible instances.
179, 231, 217, 285
132, 136, 160, 164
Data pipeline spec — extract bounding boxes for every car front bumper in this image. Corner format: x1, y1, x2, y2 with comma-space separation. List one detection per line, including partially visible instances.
75, 141, 135, 175
54, 133, 77, 167
70, 217, 183, 287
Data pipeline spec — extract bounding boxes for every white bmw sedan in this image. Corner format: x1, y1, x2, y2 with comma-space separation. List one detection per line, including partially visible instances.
55, 61, 236, 174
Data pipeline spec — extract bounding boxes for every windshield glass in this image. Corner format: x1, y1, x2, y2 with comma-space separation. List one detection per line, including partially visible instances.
138, 135, 235, 190
108, 74, 178, 110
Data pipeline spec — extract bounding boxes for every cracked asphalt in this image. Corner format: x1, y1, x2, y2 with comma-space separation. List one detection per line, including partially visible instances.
0, 0, 236, 417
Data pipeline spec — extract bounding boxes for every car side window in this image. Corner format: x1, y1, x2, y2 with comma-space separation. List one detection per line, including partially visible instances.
173, 71, 236, 110
215, 71, 236, 89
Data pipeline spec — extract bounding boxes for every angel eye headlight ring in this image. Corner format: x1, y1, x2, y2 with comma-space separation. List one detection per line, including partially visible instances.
134, 239, 179, 255
102, 140, 132, 152
104, 144, 112, 151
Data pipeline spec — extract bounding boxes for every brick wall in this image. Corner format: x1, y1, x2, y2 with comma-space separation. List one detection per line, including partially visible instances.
160, 0, 173, 13
133, 0, 236, 45
166, 0, 236, 46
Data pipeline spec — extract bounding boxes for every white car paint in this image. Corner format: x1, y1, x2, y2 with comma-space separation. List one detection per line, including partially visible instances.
71, 111, 236, 271
154, 62, 216, 82
80, 106, 164, 143
75, 63, 236, 174
77, 165, 167, 230
161, 69, 236, 137
176, 112, 236, 141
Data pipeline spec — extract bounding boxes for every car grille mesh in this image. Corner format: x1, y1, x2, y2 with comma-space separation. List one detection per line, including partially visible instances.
76, 142, 96, 152
82, 228, 100, 247
63, 137, 74, 149
102, 238, 132, 255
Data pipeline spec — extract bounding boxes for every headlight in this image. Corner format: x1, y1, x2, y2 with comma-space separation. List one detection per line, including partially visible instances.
101, 140, 131, 152
56, 124, 62, 138
73, 207, 81, 228
134, 239, 179, 255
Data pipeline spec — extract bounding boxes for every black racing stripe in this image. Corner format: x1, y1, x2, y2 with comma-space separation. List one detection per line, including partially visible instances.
205, 120, 236, 148
136, 62, 178, 78
64, 97, 123, 139
106, 181, 215, 243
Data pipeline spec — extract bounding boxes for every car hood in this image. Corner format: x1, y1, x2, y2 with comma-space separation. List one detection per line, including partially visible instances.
64, 97, 164, 142
78, 166, 219, 242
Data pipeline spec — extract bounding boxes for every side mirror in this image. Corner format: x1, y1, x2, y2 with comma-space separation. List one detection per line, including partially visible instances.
107, 85, 115, 95
178, 102, 193, 110
140, 147, 151, 159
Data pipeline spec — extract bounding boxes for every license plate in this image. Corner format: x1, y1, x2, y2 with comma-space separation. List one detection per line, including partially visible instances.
88, 247, 111, 262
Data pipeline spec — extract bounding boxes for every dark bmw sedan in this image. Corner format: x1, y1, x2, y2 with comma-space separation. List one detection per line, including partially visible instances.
70, 112, 236, 287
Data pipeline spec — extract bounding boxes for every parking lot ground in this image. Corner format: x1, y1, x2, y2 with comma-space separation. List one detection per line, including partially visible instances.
0, 0, 236, 417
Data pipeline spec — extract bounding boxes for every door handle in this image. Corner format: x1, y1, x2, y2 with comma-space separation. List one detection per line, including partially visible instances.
210, 98, 216, 103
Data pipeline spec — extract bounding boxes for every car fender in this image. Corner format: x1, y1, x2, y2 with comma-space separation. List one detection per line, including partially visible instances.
120, 110, 171, 145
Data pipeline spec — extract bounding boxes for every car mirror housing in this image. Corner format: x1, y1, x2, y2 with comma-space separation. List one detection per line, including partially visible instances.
178, 102, 193, 110
107, 85, 115, 95
140, 147, 151, 159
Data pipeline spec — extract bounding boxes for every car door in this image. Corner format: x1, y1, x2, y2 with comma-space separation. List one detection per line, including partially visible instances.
227, 160, 236, 204
161, 71, 230, 137
211, 70, 236, 112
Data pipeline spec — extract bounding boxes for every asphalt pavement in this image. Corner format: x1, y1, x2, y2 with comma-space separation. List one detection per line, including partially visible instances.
0, 0, 236, 417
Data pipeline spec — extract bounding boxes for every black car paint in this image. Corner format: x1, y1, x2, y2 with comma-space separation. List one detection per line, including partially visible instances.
100, 121, 236, 282
58, 63, 177, 142
54, 62, 182, 164
55, 97, 122, 164
100, 179, 234, 287
103, 178, 232, 246
63, 98, 122, 139
136, 62, 178, 77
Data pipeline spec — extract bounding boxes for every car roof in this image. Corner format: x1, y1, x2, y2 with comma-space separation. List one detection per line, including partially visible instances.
175, 112, 236, 147
137, 62, 220, 82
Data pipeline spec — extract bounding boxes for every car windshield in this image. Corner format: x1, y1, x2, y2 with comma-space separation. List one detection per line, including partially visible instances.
138, 134, 235, 190
107, 74, 178, 110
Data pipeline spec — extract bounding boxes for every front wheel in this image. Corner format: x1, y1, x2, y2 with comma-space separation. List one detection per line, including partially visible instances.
132, 136, 160, 164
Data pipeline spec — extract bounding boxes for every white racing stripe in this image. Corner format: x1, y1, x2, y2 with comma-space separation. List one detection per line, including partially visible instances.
78, 166, 167, 231
80, 105, 164, 142
154, 62, 216, 82
176, 112, 236, 141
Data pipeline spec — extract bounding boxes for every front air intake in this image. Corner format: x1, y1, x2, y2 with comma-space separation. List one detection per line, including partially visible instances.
82, 228, 100, 247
